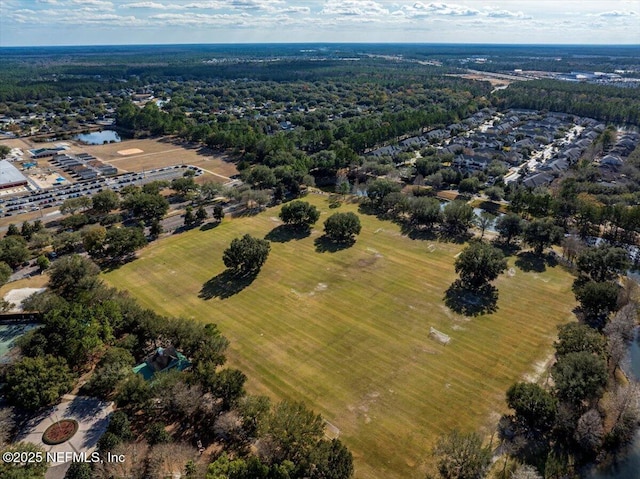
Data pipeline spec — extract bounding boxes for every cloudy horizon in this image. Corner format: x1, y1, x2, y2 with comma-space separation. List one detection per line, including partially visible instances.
0, 0, 638, 47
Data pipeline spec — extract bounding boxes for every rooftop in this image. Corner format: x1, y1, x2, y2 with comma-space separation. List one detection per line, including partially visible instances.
0, 160, 28, 186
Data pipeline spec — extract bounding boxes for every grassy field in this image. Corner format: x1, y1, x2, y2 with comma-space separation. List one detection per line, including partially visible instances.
104, 194, 576, 479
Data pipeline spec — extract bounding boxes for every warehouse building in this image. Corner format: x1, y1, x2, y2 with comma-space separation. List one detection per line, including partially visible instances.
0, 160, 29, 189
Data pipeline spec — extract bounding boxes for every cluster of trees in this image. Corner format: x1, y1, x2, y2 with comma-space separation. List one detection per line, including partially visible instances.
279, 199, 361, 244
572, 244, 630, 329
221, 203, 362, 280
499, 307, 639, 476
494, 79, 640, 125
493, 242, 639, 476
363, 178, 477, 237
508, 179, 640, 245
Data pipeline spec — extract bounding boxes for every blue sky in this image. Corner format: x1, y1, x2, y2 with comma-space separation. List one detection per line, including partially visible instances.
0, 0, 638, 46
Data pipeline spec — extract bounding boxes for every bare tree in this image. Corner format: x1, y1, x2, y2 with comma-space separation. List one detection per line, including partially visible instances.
561, 235, 585, 263
96, 442, 148, 479
0, 407, 14, 445
618, 280, 640, 308
605, 303, 637, 342
605, 303, 638, 373
511, 464, 543, 479
602, 384, 640, 448
168, 382, 203, 423
575, 409, 604, 454
147, 443, 197, 479
608, 334, 628, 373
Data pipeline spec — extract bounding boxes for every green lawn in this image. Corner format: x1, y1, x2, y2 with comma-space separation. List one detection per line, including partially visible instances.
104, 194, 576, 479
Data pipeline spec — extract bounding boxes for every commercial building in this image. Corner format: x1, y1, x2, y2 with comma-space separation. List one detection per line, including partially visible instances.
0, 160, 29, 190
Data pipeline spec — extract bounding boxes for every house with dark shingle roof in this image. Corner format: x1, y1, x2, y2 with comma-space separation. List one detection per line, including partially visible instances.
522, 173, 553, 189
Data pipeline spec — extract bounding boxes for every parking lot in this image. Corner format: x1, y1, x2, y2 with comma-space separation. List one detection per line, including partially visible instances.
0, 165, 203, 218
0, 136, 239, 225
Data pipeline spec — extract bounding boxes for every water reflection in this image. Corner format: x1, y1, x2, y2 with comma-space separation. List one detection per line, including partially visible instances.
74, 130, 121, 144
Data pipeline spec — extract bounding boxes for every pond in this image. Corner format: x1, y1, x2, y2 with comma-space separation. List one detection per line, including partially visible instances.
438, 201, 502, 233
472, 207, 502, 233
586, 326, 640, 479
73, 130, 121, 145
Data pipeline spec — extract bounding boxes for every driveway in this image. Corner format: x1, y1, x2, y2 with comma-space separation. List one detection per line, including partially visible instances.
16, 395, 114, 479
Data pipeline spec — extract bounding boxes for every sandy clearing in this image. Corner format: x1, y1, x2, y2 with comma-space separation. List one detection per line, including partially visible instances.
117, 148, 144, 155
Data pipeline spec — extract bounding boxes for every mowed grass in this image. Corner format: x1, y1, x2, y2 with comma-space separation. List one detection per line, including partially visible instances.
104, 194, 576, 479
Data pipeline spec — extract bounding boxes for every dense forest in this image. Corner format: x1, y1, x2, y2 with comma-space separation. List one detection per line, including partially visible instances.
494, 80, 640, 125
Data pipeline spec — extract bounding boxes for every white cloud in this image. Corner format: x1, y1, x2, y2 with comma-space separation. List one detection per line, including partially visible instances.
404, 2, 481, 18
280, 6, 310, 14
321, 0, 390, 17
124, 1, 175, 9
122, 0, 290, 13
148, 12, 252, 26
70, 0, 114, 11
1, 0, 636, 45
485, 9, 529, 19
596, 10, 638, 17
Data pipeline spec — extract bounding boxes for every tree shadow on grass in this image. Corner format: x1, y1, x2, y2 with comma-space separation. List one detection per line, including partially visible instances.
231, 207, 265, 218
400, 222, 438, 241
443, 280, 499, 316
314, 235, 354, 253
199, 269, 258, 300
200, 221, 220, 232
264, 225, 311, 243
357, 202, 377, 216
439, 229, 474, 244
491, 240, 521, 257
515, 251, 558, 273
100, 254, 137, 273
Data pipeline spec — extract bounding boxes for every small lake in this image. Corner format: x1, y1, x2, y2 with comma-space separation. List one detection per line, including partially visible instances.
74, 130, 121, 145
587, 327, 640, 479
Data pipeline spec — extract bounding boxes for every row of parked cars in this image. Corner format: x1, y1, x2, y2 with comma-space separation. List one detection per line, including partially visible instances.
0, 165, 203, 217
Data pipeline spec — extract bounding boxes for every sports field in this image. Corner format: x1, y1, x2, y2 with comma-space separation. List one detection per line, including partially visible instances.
78, 138, 238, 183
104, 194, 576, 479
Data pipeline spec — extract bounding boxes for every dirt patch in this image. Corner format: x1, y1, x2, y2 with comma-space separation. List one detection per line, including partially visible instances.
117, 148, 144, 156
4, 287, 46, 311
522, 352, 555, 383
440, 304, 471, 322
324, 420, 340, 439
356, 256, 379, 268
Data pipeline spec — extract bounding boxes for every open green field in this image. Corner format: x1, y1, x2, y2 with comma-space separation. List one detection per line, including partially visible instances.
104, 194, 576, 479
